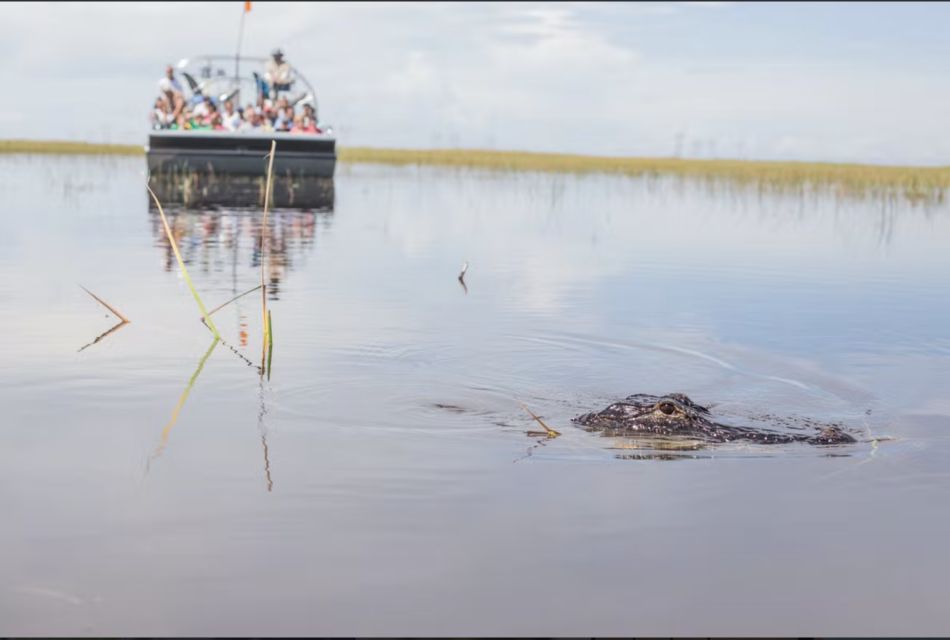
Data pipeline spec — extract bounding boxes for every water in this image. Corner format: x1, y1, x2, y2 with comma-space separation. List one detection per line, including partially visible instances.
1, 154, 949, 635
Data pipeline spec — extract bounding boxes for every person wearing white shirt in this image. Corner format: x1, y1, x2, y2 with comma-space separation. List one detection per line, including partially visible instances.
222, 100, 242, 131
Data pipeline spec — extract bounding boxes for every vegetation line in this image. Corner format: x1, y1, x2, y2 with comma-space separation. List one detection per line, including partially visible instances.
146, 184, 221, 339
338, 147, 950, 198
5, 138, 950, 196
0, 139, 143, 156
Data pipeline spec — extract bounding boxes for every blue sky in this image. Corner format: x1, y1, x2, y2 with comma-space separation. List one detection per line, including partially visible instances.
2, 1, 949, 164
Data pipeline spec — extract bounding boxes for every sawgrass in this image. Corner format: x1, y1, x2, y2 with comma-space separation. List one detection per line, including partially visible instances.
79, 285, 130, 323
261, 140, 276, 374
340, 147, 950, 201
146, 184, 221, 339
5, 138, 947, 200
0, 139, 142, 155
521, 402, 561, 438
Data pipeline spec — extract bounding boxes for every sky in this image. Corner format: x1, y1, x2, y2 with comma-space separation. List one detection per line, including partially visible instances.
3, 1, 950, 165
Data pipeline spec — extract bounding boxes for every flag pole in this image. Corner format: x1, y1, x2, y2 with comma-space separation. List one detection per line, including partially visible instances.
235, 2, 250, 104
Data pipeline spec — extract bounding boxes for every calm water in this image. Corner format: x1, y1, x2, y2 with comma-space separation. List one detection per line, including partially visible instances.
2, 154, 950, 635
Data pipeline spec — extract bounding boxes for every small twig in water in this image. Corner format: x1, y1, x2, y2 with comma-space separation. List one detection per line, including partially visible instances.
79, 285, 130, 323
203, 284, 264, 320
520, 402, 561, 438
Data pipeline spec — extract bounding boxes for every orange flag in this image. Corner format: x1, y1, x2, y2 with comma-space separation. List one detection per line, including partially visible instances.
245, 1, 252, 12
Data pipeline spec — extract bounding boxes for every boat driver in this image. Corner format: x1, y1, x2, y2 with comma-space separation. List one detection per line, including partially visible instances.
264, 48, 294, 98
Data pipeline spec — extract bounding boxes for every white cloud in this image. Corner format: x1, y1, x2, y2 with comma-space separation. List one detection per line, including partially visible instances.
0, 2, 947, 164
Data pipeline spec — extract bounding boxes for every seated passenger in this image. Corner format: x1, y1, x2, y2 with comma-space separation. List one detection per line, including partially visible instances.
274, 105, 294, 132
193, 96, 215, 120
200, 101, 219, 127
222, 100, 242, 131
240, 107, 272, 132
300, 103, 323, 134
291, 113, 317, 134
151, 96, 174, 129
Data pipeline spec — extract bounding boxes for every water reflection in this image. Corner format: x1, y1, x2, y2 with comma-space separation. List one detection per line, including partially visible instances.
148, 204, 331, 300
147, 337, 219, 470
76, 319, 129, 353
6, 156, 950, 634
147, 171, 335, 209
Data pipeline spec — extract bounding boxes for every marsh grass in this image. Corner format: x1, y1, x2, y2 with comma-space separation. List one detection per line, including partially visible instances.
79, 285, 130, 323
266, 309, 274, 381
520, 402, 561, 438
146, 184, 221, 340
5, 139, 949, 200
0, 139, 142, 156
340, 147, 950, 202
204, 284, 264, 319
261, 141, 276, 373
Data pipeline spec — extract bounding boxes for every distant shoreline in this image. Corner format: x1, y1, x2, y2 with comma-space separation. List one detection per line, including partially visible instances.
3, 139, 948, 198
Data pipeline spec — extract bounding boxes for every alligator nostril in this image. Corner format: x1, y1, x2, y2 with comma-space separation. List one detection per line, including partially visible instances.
657, 401, 676, 415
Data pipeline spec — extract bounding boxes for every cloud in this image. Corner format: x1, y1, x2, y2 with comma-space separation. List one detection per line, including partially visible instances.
0, 2, 948, 164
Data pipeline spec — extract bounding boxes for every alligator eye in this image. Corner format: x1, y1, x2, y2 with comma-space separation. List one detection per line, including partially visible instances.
657, 401, 677, 415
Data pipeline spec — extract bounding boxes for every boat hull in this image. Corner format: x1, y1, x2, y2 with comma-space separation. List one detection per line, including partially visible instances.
146, 131, 336, 178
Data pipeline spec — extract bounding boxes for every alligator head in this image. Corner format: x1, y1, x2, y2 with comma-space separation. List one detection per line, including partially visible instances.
573, 393, 856, 445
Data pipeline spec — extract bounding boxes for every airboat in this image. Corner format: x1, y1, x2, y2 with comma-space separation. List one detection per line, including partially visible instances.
146, 54, 335, 208
145, 54, 336, 179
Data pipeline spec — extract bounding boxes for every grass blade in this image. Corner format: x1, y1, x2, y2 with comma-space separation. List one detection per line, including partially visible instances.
266, 310, 273, 381
261, 140, 276, 367
146, 184, 221, 339
79, 285, 130, 323
520, 402, 561, 438
204, 284, 263, 319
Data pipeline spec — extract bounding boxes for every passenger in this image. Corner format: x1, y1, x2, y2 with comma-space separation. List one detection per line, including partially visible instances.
264, 48, 293, 98
200, 100, 219, 127
212, 112, 226, 131
151, 96, 174, 129
158, 65, 186, 124
222, 100, 242, 131
274, 105, 294, 131
291, 113, 317, 134
300, 103, 322, 134
240, 107, 272, 132
289, 114, 307, 134
158, 64, 184, 96
193, 95, 214, 120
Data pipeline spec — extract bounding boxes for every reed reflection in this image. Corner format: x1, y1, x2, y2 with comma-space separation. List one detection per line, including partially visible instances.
146, 336, 219, 473
77, 319, 129, 353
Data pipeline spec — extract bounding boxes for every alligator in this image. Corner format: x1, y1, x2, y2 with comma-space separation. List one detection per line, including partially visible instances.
573, 393, 857, 445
